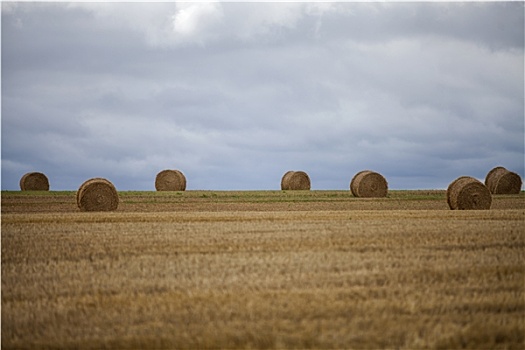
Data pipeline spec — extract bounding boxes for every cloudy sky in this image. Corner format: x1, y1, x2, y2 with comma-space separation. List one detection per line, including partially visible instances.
2, 1, 524, 191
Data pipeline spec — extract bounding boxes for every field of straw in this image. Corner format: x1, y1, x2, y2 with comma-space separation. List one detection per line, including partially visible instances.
2, 190, 524, 349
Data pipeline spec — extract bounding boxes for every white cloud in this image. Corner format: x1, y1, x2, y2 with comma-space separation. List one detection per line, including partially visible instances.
65, 2, 343, 47
172, 3, 224, 41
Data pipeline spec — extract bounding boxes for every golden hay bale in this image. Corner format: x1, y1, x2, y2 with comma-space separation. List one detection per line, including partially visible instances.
280, 171, 294, 190
155, 169, 187, 191
76, 178, 119, 212
447, 176, 491, 210
281, 170, 311, 190
19, 172, 50, 191
484, 166, 522, 194
350, 170, 388, 198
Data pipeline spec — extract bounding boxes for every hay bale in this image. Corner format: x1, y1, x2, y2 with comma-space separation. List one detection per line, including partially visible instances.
77, 178, 119, 212
280, 171, 294, 190
19, 172, 49, 191
155, 169, 187, 191
485, 166, 522, 194
281, 171, 311, 190
350, 170, 388, 198
447, 176, 491, 210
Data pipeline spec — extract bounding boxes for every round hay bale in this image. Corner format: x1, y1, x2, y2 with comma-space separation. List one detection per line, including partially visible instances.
484, 166, 522, 194
77, 178, 119, 212
19, 172, 49, 191
447, 176, 491, 210
350, 170, 388, 198
281, 171, 311, 190
280, 171, 294, 190
155, 169, 187, 191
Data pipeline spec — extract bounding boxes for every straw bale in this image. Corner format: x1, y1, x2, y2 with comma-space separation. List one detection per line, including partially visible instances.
447, 176, 491, 210
19, 172, 49, 191
77, 178, 119, 212
350, 170, 388, 198
155, 169, 187, 191
485, 166, 522, 194
281, 171, 311, 190
281, 171, 294, 190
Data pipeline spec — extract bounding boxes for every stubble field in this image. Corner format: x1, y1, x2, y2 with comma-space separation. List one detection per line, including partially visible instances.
2, 190, 524, 349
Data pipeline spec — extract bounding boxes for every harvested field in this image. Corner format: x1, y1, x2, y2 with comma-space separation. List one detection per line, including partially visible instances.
2, 190, 524, 349
3, 190, 523, 214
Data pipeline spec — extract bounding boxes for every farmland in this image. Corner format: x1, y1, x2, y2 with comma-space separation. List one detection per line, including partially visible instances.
2, 190, 524, 349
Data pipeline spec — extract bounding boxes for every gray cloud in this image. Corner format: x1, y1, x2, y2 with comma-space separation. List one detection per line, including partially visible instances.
2, 2, 523, 191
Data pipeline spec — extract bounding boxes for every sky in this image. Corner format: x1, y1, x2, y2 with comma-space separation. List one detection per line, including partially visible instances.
2, 1, 524, 191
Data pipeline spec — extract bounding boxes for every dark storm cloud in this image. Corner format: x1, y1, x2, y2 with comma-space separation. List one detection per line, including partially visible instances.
2, 2, 523, 190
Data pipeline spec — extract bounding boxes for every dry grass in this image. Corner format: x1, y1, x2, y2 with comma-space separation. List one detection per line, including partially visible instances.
1, 191, 524, 349
3, 190, 522, 213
